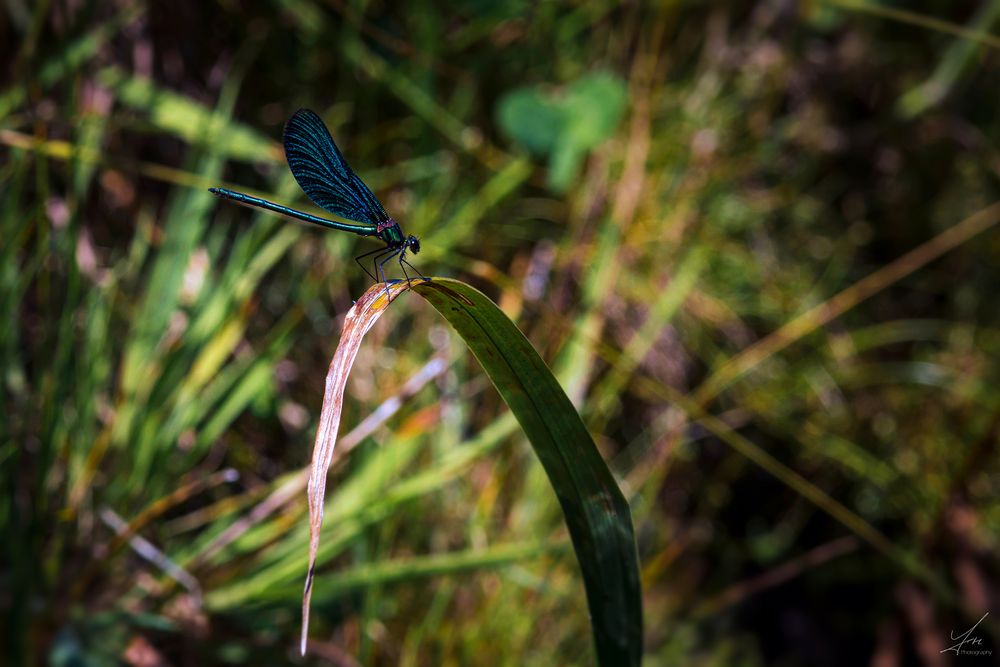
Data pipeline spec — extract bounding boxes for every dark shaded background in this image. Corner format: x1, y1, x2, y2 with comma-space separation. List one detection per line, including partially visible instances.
2, 1, 999, 665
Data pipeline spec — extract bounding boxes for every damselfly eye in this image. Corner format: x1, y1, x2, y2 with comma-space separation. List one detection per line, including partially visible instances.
409, 236, 421, 254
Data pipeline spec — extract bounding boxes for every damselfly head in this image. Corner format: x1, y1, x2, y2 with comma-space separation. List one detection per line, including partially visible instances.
407, 236, 421, 254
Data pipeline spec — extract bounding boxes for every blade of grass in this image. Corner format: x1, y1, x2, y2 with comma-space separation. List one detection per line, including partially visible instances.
183, 356, 448, 569
272, 540, 562, 604
821, 0, 1000, 51
895, 0, 1000, 117
0, 4, 142, 119
96, 66, 280, 163
588, 247, 706, 421
636, 373, 955, 601
296, 278, 641, 664
413, 278, 642, 666
422, 156, 532, 257
695, 200, 1000, 405
300, 283, 398, 654
341, 37, 508, 169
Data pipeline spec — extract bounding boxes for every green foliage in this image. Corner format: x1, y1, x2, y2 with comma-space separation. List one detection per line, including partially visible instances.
3, 1, 1000, 665
413, 279, 642, 665
498, 71, 627, 190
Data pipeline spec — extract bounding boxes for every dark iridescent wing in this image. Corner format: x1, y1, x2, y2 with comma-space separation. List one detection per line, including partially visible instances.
283, 109, 389, 228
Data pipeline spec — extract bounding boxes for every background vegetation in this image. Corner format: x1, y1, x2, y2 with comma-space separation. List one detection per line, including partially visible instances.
3, 1, 999, 664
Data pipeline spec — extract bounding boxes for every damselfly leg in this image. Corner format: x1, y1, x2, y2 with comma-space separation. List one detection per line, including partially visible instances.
355, 245, 388, 282
377, 248, 403, 299
400, 255, 428, 284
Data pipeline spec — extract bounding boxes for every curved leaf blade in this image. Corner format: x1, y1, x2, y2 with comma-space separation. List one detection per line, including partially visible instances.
302, 278, 642, 665
412, 278, 642, 665
301, 283, 398, 655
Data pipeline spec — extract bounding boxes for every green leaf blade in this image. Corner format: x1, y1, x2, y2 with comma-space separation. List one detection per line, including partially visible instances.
412, 279, 642, 666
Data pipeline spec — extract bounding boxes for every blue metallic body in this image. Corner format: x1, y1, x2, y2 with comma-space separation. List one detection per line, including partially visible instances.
209, 108, 423, 285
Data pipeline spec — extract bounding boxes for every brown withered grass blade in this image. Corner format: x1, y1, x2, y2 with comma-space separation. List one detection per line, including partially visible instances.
300, 281, 409, 656
299, 277, 642, 665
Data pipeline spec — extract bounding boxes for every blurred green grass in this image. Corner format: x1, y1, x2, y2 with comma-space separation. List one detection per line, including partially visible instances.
3, 1, 1000, 665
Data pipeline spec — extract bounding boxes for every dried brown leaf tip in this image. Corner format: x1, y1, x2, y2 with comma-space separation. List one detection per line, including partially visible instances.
301, 280, 412, 655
